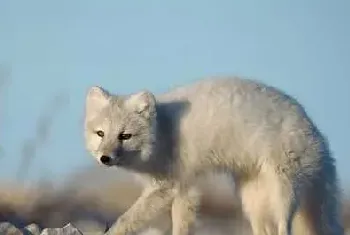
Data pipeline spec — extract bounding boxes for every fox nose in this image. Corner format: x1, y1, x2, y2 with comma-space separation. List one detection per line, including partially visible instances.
100, 155, 111, 165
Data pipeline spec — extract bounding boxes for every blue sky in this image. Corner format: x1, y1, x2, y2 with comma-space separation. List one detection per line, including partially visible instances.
0, 0, 349, 187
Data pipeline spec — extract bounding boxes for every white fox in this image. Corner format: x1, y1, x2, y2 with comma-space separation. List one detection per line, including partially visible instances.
84, 77, 344, 235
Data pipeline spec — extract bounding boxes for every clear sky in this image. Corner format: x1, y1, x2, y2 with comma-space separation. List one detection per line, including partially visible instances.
0, 0, 349, 187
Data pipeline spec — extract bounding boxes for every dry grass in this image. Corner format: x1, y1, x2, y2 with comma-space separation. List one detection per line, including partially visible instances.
0, 171, 350, 235
0, 172, 247, 234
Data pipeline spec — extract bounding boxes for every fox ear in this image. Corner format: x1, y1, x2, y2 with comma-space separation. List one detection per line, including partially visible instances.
125, 91, 156, 119
85, 86, 110, 120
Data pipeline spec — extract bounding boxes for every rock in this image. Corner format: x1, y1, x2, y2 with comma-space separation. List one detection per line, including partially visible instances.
40, 223, 83, 235
0, 222, 22, 235
72, 220, 108, 235
23, 223, 41, 235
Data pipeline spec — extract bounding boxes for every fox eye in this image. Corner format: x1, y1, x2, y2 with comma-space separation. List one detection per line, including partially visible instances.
96, 130, 104, 137
118, 133, 132, 141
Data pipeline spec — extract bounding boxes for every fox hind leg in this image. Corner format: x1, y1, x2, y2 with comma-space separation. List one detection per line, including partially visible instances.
239, 176, 275, 235
238, 171, 297, 235
270, 177, 298, 235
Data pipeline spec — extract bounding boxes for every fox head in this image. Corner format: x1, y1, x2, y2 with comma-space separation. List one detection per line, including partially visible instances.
84, 86, 157, 170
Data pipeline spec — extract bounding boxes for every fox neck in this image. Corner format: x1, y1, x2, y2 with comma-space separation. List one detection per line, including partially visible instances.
139, 103, 177, 178
130, 101, 185, 179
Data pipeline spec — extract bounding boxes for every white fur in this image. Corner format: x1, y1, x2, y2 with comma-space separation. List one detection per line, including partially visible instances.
84, 76, 344, 235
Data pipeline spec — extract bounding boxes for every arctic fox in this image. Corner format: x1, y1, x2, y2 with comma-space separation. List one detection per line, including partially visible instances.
84, 77, 344, 235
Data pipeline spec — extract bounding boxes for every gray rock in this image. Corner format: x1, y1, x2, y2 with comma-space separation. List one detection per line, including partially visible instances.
72, 220, 107, 235
40, 223, 83, 235
0, 222, 22, 235
23, 223, 41, 235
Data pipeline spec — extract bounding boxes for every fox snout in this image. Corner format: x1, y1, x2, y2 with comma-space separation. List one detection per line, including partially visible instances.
99, 147, 124, 166
99, 155, 122, 166
100, 155, 111, 165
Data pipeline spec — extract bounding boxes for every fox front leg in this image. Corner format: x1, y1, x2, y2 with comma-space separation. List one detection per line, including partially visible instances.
171, 185, 201, 235
106, 183, 174, 235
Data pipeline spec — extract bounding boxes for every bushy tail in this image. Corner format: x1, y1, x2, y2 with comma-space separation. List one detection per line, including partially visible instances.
292, 156, 344, 235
